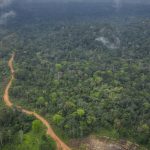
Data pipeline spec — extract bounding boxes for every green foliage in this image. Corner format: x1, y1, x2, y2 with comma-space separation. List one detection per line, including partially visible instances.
0, 108, 56, 150
53, 114, 63, 125
97, 129, 119, 139
50, 92, 57, 104
36, 97, 45, 108
76, 109, 85, 117
32, 120, 42, 133
2, 18, 149, 148
55, 64, 62, 71
39, 135, 56, 150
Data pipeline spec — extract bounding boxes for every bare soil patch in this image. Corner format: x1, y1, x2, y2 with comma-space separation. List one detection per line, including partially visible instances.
69, 136, 140, 150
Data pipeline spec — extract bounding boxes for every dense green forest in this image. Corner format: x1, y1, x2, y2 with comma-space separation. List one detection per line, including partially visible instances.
5, 19, 149, 149
0, 1, 150, 150
0, 107, 56, 150
0, 30, 56, 150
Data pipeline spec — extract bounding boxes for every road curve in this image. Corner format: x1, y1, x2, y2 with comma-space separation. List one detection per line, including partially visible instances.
3, 53, 71, 150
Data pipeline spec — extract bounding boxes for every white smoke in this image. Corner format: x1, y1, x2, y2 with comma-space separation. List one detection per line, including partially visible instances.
0, 11, 16, 24
95, 36, 120, 49
0, 0, 15, 25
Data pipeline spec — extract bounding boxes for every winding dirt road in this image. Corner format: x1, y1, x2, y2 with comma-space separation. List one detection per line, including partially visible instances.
3, 53, 71, 150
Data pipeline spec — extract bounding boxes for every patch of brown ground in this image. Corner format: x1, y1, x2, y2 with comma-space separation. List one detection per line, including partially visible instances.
69, 136, 140, 150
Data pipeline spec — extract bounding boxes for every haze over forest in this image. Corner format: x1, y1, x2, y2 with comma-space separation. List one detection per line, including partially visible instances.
0, 0, 150, 150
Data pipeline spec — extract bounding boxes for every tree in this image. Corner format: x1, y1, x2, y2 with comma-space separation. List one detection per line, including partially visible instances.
55, 64, 62, 71
87, 115, 96, 125
18, 130, 24, 144
55, 64, 62, 80
0, 131, 3, 146
76, 109, 85, 117
32, 120, 42, 133
40, 135, 56, 150
36, 97, 45, 108
53, 114, 63, 125
50, 92, 57, 104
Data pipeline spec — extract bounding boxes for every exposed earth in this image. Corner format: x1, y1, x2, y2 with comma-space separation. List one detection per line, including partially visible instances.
69, 136, 140, 150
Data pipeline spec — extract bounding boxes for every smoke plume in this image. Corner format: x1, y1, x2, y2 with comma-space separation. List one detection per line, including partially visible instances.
0, 0, 15, 25
0, 11, 16, 24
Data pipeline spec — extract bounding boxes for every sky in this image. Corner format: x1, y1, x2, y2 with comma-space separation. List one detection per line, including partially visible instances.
0, 0, 150, 25
1, 0, 150, 8
1, 0, 150, 5
20, 0, 150, 3
25, 0, 150, 3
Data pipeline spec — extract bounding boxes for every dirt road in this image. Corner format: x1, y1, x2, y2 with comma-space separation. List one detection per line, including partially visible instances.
3, 53, 71, 150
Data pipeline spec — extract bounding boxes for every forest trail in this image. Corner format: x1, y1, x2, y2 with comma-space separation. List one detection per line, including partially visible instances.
3, 53, 71, 150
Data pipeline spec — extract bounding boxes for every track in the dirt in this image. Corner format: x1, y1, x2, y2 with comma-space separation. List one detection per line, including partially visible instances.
3, 53, 71, 150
